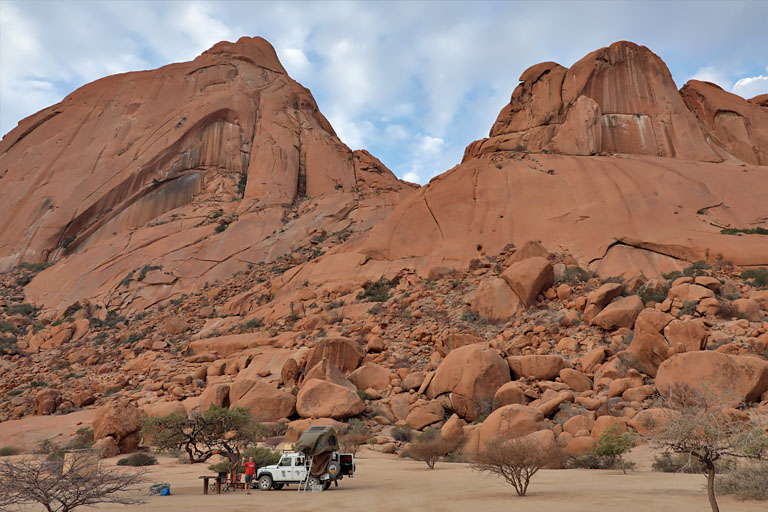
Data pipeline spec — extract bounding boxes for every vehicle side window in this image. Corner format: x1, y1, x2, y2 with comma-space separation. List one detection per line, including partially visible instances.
279, 458, 291, 467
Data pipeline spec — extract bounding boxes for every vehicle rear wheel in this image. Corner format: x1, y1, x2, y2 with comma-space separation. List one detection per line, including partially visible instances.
308, 476, 322, 489
258, 475, 273, 491
323, 481, 332, 490
273, 483, 284, 490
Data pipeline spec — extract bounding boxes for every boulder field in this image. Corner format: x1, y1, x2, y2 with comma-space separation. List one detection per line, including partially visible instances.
0, 38, 767, 458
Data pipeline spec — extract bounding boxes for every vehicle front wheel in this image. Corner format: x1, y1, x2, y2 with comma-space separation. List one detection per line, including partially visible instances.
258, 475, 273, 491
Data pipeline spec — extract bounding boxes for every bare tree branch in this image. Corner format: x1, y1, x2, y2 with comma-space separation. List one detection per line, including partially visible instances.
0, 452, 147, 512
470, 437, 546, 497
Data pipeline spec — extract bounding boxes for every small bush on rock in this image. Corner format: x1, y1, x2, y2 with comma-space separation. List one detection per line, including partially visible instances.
0, 446, 21, 457
392, 425, 413, 443
742, 268, 768, 289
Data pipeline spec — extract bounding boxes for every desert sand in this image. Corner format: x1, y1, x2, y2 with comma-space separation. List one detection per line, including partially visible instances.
75, 448, 760, 512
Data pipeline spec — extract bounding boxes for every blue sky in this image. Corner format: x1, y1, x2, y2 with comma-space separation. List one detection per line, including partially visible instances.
1, 1, 767, 184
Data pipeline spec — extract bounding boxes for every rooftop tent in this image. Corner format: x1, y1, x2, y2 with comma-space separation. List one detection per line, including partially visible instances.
294, 426, 339, 457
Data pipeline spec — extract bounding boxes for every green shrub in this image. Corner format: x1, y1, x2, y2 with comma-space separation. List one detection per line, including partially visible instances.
4, 303, 38, 316
28, 380, 48, 388
715, 461, 768, 500
137, 264, 162, 281
651, 452, 731, 474
460, 308, 479, 322
661, 270, 683, 281
0, 320, 18, 334
0, 334, 19, 353
567, 452, 612, 469
237, 318, 263, 332
416, 427, 441, 442
682, 260, 711, 277
64, 427, 94, 450
357, 389, 371, 401
638, 283, 669, 304
560, 266, 592, 285
17, 262, 51, 272
117, 453, 158, 466
61, 235, 76, 248
679, 300, 698, 317
720, 226, 768, 236
590, 424, 637, 473
742, 268, 768, 289
357, 278, 392, 303
237, 173, 247, 196
0, 446, 21, 457
392, 424, 413, 443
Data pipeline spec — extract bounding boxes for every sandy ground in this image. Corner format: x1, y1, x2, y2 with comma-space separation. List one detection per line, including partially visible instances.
66, 447, 759, 512
0, 410, 93, 451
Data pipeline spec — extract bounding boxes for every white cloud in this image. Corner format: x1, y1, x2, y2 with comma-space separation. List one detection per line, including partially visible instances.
732, 75, 768, 99
171, 2, 234, 59
690, 66, 733, 90
278, 48, 311, 80
418, 135, 445, 155
402, 172, 420, 183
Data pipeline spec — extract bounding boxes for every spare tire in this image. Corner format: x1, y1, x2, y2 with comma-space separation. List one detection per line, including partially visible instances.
327, 461, 340, 477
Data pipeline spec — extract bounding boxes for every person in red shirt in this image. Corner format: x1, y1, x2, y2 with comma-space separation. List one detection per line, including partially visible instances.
244, 457, 256, 494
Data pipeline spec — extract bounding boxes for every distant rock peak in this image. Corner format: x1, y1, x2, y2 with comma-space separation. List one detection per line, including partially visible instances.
466, 40, 768, 165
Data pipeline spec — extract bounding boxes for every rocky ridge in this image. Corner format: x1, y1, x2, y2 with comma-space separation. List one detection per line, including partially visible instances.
0, 39, 767, 459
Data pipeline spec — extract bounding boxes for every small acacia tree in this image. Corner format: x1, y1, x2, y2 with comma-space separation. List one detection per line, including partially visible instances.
0, 451, 147, 512
646, 384, 768, 512
471, 437, 547, 497
141, 404, 265, 475
592, 424, 637, 474
406, 432, 463, 470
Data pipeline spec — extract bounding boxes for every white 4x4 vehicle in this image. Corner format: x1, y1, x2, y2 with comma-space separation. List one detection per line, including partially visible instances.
256, 451, 354, 491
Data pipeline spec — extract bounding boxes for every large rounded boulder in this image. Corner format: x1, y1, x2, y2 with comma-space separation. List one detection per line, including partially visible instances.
305, 337, 364, 375
296, 378, 364, 419
427, 344, 510, 421
92, 401, 146, 454
656, 351, 768, 404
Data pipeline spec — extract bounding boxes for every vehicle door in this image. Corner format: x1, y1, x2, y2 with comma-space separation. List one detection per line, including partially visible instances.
293, 455, 307, 482
276, 456, 292, 481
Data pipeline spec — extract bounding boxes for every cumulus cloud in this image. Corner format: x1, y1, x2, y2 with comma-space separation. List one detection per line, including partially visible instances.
278, 48, 312, 79
402, 172, 420, 183
418, 135, 445, 155
732, 73, 768, 99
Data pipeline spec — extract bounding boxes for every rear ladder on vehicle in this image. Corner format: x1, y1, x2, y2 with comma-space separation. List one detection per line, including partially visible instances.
298, 457, 314, 494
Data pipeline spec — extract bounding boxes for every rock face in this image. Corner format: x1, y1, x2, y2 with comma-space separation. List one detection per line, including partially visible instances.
286, 41, 768, 293
427, 344, 510, 421
1, 36, 414, 312
472, 41, 727, 161
656, 352, 768, 404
